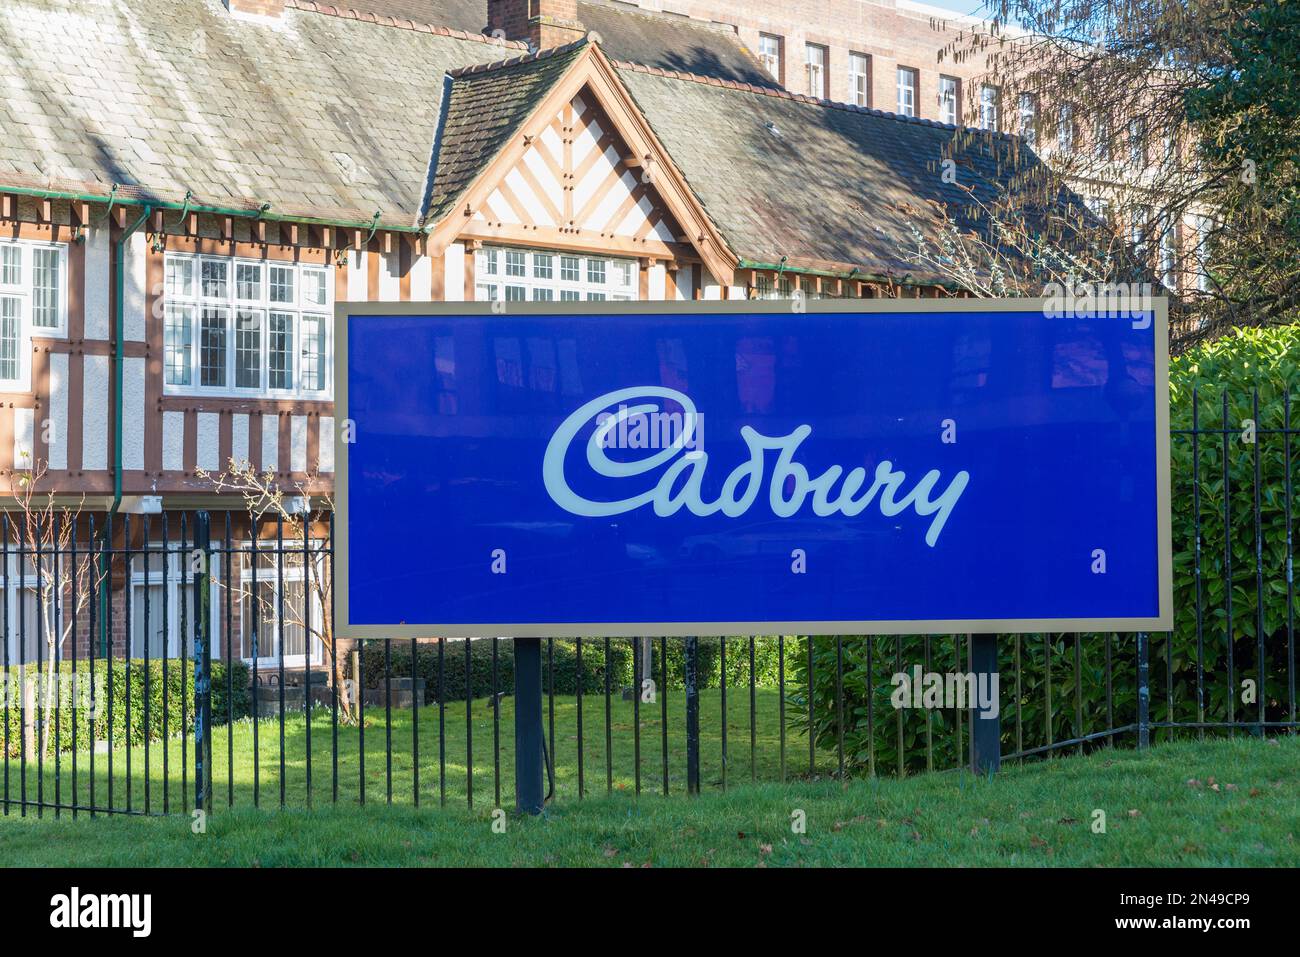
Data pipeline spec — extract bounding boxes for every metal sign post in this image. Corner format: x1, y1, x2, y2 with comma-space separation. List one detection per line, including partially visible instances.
969, 633, 1000, 774
514, 638, 544, 814
192, 511, 213, 814
685, 636, 700, 795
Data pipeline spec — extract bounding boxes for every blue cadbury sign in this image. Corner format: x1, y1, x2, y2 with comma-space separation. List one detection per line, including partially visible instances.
336, 300, 1172, 637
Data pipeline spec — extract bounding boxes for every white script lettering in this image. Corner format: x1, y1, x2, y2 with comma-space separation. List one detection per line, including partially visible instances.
542, 387, 969, 547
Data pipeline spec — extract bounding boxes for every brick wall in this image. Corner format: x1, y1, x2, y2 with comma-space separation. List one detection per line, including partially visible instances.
633, 0, 996, 123
224, 0, 286, 17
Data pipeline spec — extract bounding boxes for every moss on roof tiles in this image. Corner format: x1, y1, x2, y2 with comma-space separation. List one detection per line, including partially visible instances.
307, 0, 773, 84
0, 0, 503, 224
615, 66, 1069, 284
423, 43, 588, 225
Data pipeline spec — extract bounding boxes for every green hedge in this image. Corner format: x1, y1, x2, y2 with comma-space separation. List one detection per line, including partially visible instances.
356, 636, 787, 703
3, 659, 250, 759
798, 324, 1300, 774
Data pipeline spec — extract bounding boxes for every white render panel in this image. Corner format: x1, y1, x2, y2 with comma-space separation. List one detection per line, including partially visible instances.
648, 263, 667, 301
82, 355, 109, 471
650, 217, 676, 243
574, 145, 618, 214
444, 243, 465, 301
674, 264, 694, 301
409, 252, 433, 302
319, 416, 335, 473
347, 248, 368, 302
196, 412, 219, 472
573, 117, 601, 166
541, 125, 564, 166
486, 188, 520, 224
290, 415, 307, 473
12, 407, 34, 469
123, 230, 147, 341
505, 168, 554, 226
48, 352, 69, 470
231, 413, 250, 468
162, 410, 185, 472
614, 194, 651, 237
122, 356, 145, 470
260, 413, 279, 472
523, 146, 562, 199
83, 227, 111, 340
585, 169, 637, 231
379, 248, 401, 300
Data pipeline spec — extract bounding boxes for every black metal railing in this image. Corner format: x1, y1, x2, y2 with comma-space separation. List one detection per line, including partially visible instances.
1, 390, 1295, 817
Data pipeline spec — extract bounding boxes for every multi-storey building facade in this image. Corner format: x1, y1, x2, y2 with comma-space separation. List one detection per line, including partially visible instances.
0, 0, 1072, 671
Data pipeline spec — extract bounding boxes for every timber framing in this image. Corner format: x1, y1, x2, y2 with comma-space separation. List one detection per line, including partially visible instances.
422, 40, 738, 286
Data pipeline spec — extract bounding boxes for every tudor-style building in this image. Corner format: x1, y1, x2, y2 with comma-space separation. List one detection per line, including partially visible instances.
0, 0, 1062, 670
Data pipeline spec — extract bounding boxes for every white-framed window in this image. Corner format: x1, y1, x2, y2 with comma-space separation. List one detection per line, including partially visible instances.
1192, 214, 1213, 293
752, 272, 795, 300
758, 34, 782, 83
1131, 205, 1152, 264
475, 246, 638, 302
1057, 102, 1075, 154
1093, 116, 1112, 161
237, 542, 327, 669
805, 43, 827, 98
849, 53, 871, 107
896, 67, 917, 117
128, 547, 221, 660
1159, 219, 1178, 290
1086, 194, 1112, 225
163, 253, 332, 399
1, 552, 64, 665
979, 84, 999, 131
1128, 116, 1146, 167
0, 239, 68, 391
1018, 93, 1037, 146
939, 75, 959, 125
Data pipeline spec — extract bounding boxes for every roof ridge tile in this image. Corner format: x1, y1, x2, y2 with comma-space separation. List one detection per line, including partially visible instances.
445, 36, 589, 79
609, 57, 1022, 143
287, 0, 530, 49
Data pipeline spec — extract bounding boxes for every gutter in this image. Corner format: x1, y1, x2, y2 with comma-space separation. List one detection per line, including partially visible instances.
113, 205, 151, 515
98, 204, 151, 655
737, 258, 963, 293
0, 184, 418, 234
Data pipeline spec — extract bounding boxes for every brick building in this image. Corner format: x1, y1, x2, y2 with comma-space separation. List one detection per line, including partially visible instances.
0, 0, 1073, 675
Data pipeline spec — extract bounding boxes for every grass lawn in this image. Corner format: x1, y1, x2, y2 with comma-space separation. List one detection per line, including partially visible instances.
3, 688, 838, 813
0, 727, 1295, 866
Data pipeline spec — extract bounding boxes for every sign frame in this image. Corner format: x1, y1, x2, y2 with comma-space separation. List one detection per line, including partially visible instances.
334, 297, 1173, 638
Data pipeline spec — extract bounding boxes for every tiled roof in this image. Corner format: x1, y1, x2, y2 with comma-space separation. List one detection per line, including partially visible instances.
613, 61, 1067, 284
574, 1, 771, 85
422, 42, 588, 225
312, 1, 772, 84
0, 0, 510, 226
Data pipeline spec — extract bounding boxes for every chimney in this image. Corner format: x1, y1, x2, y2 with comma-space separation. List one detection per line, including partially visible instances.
224, 0, 285, 19
488, 0, 586, 51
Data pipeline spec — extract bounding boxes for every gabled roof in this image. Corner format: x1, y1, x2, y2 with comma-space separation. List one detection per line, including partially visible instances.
422, 44, 588, 226
419, 40, 738, 283
613, 62, 1068, 285
0, 0, 515, 226
573, 1, 771, 85
316, 0, 773, 85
